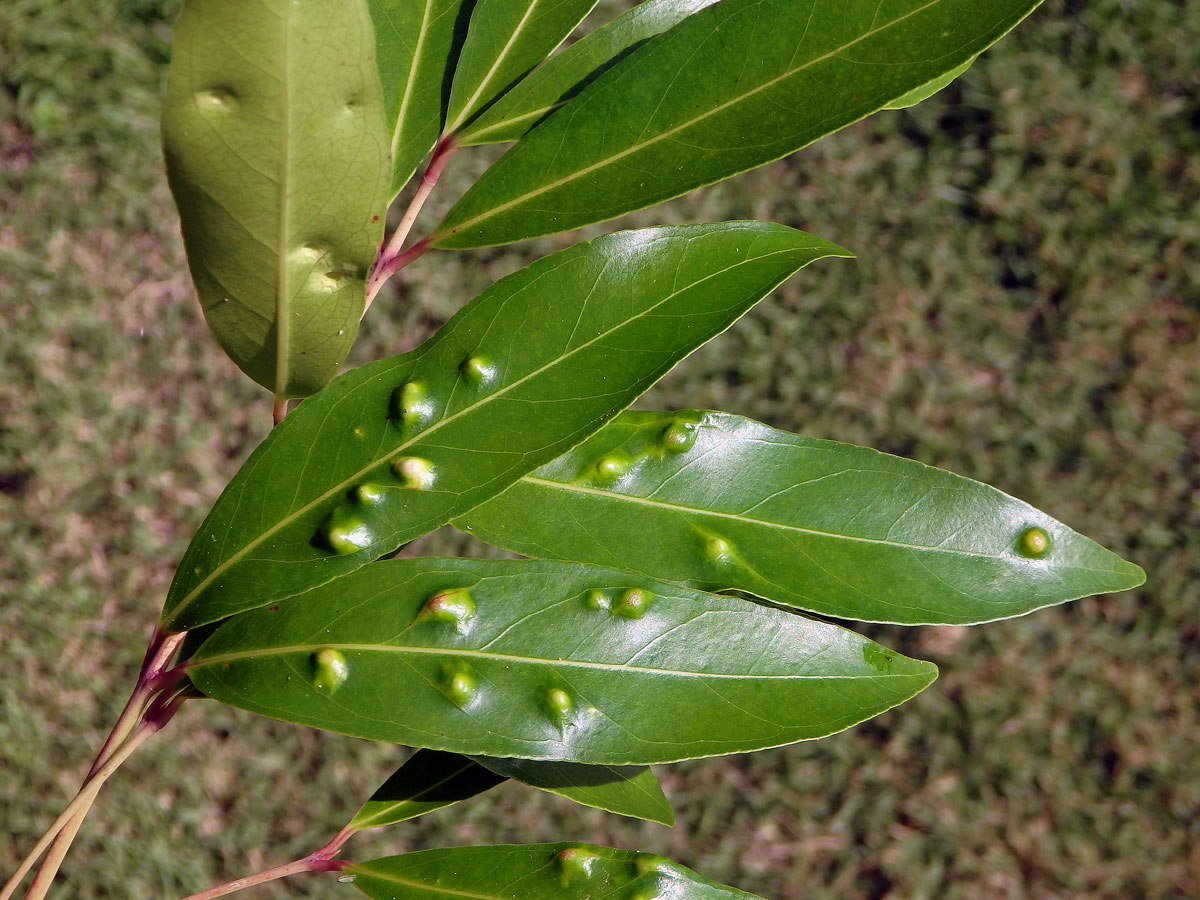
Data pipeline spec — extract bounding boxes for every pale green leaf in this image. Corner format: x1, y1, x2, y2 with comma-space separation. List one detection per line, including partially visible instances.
162, 0, 390, 397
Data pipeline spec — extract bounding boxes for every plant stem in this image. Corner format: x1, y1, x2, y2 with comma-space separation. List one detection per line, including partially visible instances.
176, 823, 359, 900
177, 855, 350, 900
364, 136, 457, 308
1, 632, 186, 900
13, 723, 157, 900
272, 396, 289, 425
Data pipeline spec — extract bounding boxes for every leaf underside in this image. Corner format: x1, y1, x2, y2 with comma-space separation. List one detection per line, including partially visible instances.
162, 0, 390, 397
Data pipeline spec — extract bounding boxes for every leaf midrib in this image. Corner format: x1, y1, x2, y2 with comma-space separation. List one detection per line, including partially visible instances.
274, 2, 295, 397
164, 241, 806, 625
390, 0, 436, 162
190, 640, 928, 680
437, 0, 946, 236
449, 0, 542, 133
520, 476, 1005, 561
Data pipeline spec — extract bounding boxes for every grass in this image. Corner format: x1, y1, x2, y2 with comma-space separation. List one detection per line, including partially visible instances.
2, 1, 1198, 898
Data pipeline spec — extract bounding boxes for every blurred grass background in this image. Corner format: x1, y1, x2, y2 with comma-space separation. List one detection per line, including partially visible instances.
2, 0, 1198, 897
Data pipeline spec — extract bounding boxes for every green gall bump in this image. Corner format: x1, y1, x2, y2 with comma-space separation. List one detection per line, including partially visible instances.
419, 588, 476, 628
705, 536, 734, 566
393, 456, 435, 490
635, 855, 673, 877
195, 87, 237, 112
585, 589, 610, 611
354, 483, 387, 506
460, 354, 496, 386
613, 588, 652, 619
325, 518, 375, 555
546, 688, 573, 719
593, 453, 629, 481
557, 848, 601, 884
390, 381, 433, 429
1018, 526, 1051, 558
443, 666, 478, 707
660, 421, 698, 454
311, 648, 349, 693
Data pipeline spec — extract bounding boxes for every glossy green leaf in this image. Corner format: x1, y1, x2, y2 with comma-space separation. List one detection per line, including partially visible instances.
458, 0, 723, 146
444, 0, 598, 135
434, 0, 1042, 248
457, 411, 1146, 625
368, 0, 472, 194
162, 0, 390, 397
162, 223, 848, 630
884, 54, 977, 109
187, 558, 937, 764
349, 844, 763, 900
472, 757, 673, 824
349, 750, 505, 829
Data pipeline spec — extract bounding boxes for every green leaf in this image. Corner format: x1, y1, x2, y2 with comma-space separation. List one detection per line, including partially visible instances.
368, 0, 472, 194
434, 0, 1042, 248
884, 54, 977, 109
348, 844, 765, 900
162, 223, 848, 630
187, 558, 938, 764
349, 750, 505, 829
472, 757, 673, 824
162, 0, 390, 397
457, 411, 1146, 626
444, 0, 598, 135
458, 0, 724, 146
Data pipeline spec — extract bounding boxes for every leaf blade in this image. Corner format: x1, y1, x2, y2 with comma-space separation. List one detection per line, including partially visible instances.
368, 0, 474, 194
444, 0, 598, 134
162, 0, 391, 396
350, 750, 505, 829
434, 0, 1042, 248
187, 558, 938, 764
456, 411, 1146, 625
348, 844, 763, 900
472, 757, 673, 824
458, 0, 724, 146
162, 223, 849, 630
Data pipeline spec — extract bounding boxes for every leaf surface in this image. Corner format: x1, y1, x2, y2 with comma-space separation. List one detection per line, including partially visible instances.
163, 223, 848, 630
350, 749, 505, 829
458, 411, 1146, 625
458, 0, 723, 146
348, 844, 763, 900
162, 0, 390, 396
368, 0, 473, 194
444, 0, 598, 134
472, 757, 673, 824
187, 558, 938, 764
435, 0, 1042, 248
